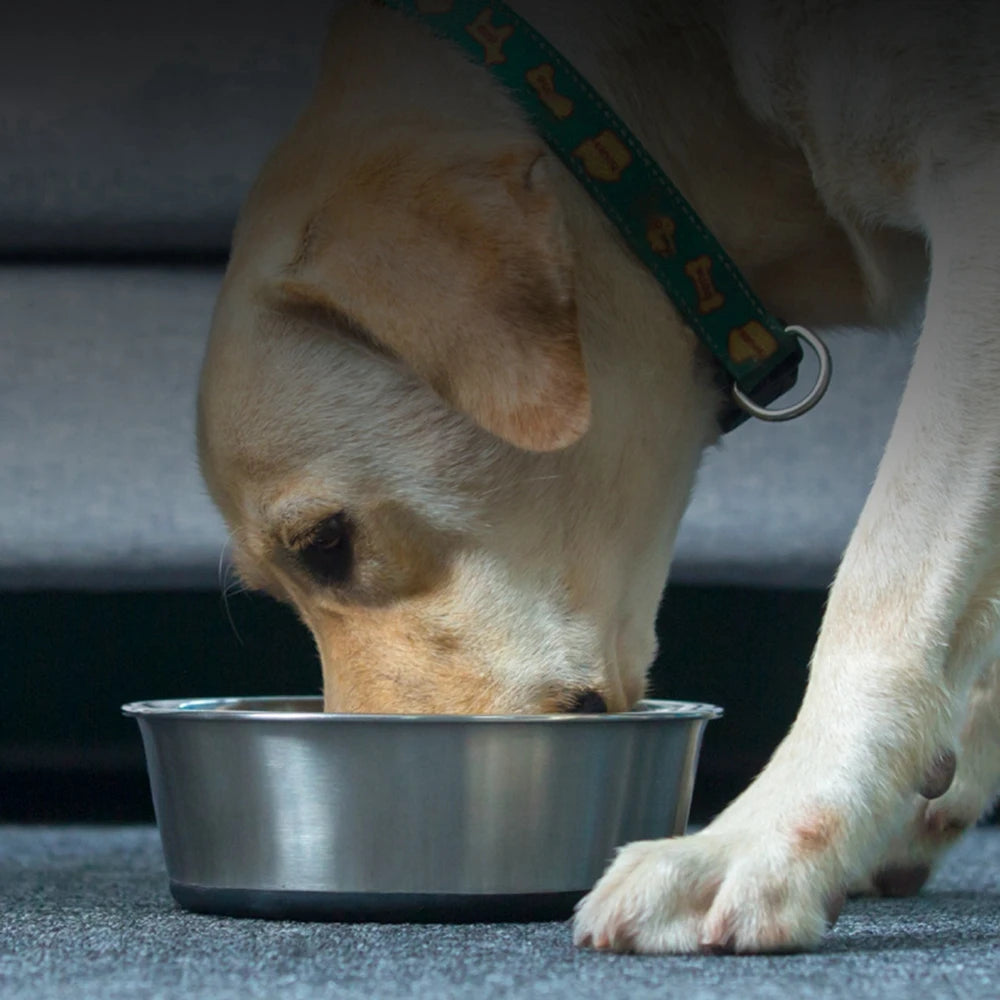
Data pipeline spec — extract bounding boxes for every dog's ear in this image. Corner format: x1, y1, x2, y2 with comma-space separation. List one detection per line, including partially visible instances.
276, 147, 589, 452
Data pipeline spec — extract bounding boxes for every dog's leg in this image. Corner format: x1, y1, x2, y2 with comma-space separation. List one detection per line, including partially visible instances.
854, 618, 1000, 897
574, 158, 1000, 953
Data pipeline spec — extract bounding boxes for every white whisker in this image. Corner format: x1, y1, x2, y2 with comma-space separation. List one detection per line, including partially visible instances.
217, 538, 245, 646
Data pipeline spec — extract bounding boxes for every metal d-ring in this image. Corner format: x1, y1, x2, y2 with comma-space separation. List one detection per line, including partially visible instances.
732, 325, 831, 422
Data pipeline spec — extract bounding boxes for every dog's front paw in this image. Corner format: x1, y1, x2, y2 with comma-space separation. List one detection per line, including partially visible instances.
573, 829, 836, 955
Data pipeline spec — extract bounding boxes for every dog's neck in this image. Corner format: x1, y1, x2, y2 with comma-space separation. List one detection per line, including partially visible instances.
510, 0, 880, 331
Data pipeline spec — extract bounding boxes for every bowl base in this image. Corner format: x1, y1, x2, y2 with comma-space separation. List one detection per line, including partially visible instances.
170, 881, 585, 923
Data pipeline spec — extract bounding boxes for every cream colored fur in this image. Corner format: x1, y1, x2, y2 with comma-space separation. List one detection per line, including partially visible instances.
198, 0, 1000, 953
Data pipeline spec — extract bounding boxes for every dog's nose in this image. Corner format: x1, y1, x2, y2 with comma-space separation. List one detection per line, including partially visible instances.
565, 689, 608, 714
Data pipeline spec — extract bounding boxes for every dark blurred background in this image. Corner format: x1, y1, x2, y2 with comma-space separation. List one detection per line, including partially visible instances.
1, 586, 825, 825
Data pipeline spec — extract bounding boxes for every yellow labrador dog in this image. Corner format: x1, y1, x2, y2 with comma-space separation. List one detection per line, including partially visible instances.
197, 0, 1000, 953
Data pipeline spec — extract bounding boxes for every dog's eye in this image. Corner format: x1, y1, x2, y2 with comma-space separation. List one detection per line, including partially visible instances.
297, 514, 353, 585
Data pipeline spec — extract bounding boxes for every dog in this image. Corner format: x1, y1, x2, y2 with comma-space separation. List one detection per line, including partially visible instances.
196, 0, 1000, 953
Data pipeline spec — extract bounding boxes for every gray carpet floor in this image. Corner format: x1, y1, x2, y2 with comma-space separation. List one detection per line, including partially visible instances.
2, 825, 998, 1000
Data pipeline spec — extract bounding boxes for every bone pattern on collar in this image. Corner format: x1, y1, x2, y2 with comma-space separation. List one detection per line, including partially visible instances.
375, 0, 812, 431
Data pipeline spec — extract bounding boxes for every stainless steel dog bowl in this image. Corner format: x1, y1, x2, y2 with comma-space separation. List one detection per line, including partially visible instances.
123, 697, 721, 922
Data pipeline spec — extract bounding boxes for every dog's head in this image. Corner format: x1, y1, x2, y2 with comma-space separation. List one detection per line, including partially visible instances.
197, 3, 720, 715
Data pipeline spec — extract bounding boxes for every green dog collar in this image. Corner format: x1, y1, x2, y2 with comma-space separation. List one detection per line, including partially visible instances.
377, 0, 831, 431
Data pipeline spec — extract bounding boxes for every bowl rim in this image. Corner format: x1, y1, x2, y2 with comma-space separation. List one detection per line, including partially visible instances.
121, 695, 723, 724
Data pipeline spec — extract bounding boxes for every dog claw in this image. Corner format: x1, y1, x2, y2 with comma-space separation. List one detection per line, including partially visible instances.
920, 750, 957, 800
698, 938, 734, 955
825, 890, 847, 927
871, 864, 931, 897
